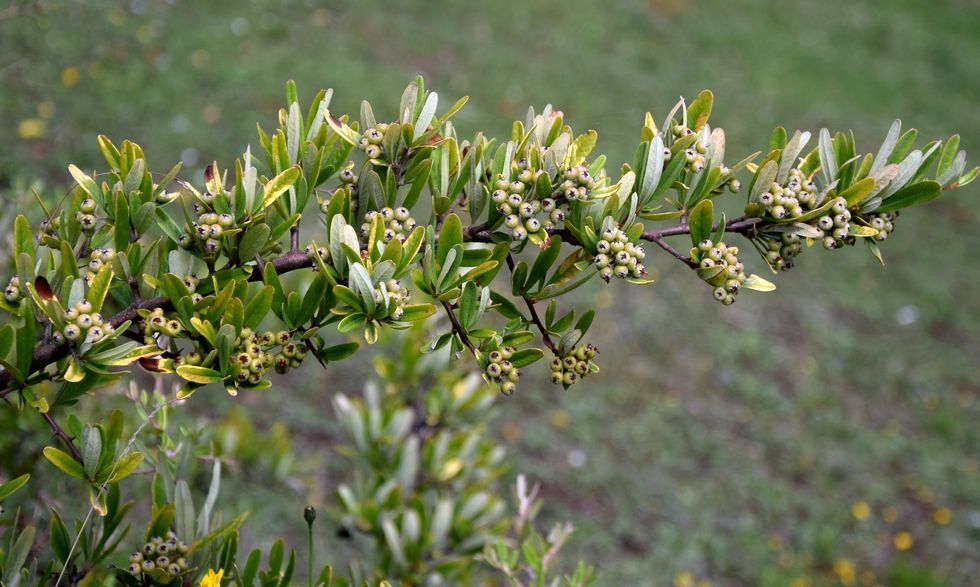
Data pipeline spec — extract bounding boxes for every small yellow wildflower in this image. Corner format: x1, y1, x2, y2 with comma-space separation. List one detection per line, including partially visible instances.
674, 572, 694, 587
17, 119, 46, 140
833, 558, 856, 585
61, 67, 80, 87
199, 568, 224, 587
851, 501, 871, 521
933, 507, 951, 525
893, 531, 913, 551
549, 409, 571, 429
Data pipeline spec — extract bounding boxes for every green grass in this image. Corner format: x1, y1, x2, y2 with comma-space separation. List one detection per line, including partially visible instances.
2, 0, 979, 585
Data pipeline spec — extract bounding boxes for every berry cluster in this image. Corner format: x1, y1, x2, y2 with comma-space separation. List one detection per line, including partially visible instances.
373, 279, 411, 320
812, 197, 852, 250
552, 164, 598, 201
594, 227, 646, 281
757, 169, 820, 220
360, 206, 417, 243
693, 239, 746, 305
127, 531, 189, 582
358, 123, 389, 159
484, 346, 520, 395
762, 233, 803, 271
493, 175, 548, 242
76, 198, 99, 235
181, 211, 234, 255
4, 277, 21, 303
85, 247, 116, 277
667, 125, 708, 174
141, 308, 183, 344
231, 328, 308, 385
57, 299, 112, 345
550, 344, 599, 387
865, 210, 899, 241
319, 168, 360, 214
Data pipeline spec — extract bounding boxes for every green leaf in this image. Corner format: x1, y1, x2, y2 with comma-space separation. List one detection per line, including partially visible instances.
0, 474, 29, 500
509, 348, 544, 368
81, 426, 102, 480
97, 135, 121, 169
686, 90, 713, 131
769, 127, 787, 150
154, 208, 184, 245
106, 452, 144, 484
146, 504, 174, 542
261, 167, 301, 211
50, 509, 71, 564
399, 303, 436, 322
688, 199, 714, 246
239, 223, 271, 262
68, 164, 101, 200
175, 365, 224, 385
15, 305, 36, 381
0, 324, 13, 359
87, 264, 113, 312
43, 447, 86, 480
174, 480, 195, 540
876, 180, 942, 212
2, 525, 35, 585
318, 342, 360, 362
244, 286, 274, 329
14, 215, 33, 263
839, 177, 876, 207
437, 213, 463, 267
742, 274, 776, 292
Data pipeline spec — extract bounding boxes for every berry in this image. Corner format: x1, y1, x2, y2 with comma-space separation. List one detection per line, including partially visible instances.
79, 198, 97, 213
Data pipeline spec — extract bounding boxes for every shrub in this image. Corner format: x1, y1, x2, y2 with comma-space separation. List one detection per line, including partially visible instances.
0, 77, 974, 585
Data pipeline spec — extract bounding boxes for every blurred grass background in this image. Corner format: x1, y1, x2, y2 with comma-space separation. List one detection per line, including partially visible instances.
2, 0, 979, 585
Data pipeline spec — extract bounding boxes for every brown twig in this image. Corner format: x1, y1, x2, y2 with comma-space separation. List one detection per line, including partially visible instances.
440, 300, 476, 355
649, 236, 697, 268
41, 411, 83, 463
0, 249, 313, 397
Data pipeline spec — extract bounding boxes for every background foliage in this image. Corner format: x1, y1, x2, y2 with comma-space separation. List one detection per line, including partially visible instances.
1, 0, 978, 585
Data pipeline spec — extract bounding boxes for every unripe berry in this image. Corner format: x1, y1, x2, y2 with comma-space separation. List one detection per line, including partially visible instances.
79, 198, 97, 213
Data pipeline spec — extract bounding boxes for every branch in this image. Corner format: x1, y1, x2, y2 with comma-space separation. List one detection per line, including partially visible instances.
0, 213, 756, 397
0, 249, 313, 397
41, 411, 83, 463
440, 300, 477, 355
648, 236, 697, 268
641, 215, 760, 240
506, 254, 557, 354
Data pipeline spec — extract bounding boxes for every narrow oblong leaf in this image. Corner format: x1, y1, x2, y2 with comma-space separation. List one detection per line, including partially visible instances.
43, 447, 86, 480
